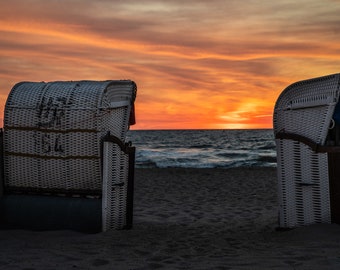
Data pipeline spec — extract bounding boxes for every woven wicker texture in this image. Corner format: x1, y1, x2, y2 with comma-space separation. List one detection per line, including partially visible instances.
274, 74, 340, 228
102, 141, 129, 230
276, 139, 331, 228
3, 80, 136, 194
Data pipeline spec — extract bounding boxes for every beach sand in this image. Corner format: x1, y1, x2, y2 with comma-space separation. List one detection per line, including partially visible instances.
1, 167, 340, 269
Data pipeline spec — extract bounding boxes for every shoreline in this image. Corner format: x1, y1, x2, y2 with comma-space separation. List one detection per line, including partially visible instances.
1, 167, 340, 269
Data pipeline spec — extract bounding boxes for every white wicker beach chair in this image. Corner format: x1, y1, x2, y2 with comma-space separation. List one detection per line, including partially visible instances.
274, 73, 340, 228
0, 80, 137, 232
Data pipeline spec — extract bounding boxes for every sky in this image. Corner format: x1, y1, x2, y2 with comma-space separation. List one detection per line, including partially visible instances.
1, 0, 340, 130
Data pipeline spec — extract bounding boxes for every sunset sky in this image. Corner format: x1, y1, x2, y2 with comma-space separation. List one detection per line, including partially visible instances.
1, 0, 340, 129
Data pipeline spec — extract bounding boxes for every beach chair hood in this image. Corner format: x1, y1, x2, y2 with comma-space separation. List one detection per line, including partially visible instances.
3, 80, 136, 195
273, 73, 340, 145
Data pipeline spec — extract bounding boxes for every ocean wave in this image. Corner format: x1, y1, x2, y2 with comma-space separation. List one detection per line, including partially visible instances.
188, 144, 214, 149
256, 155, 277, 163
216, 152, 249, 158
256, 144, 276, 150
128, 129, 277, 169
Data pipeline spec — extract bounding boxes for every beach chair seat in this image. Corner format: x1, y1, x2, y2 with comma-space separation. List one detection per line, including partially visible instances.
0, 80, 137, 232
274, 73, 340, 228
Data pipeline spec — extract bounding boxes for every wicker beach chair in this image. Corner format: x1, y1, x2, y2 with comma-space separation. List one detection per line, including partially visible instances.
274, 73, 340, 228
0, 80, 137, 232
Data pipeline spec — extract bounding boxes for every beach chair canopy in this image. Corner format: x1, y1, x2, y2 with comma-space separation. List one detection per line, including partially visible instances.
274, 73, 340, 145
3, 80, 136, 196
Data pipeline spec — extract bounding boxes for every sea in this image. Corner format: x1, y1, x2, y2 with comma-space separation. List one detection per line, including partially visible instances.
126, 129, 277, 169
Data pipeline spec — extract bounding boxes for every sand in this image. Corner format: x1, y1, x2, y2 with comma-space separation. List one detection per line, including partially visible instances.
1, 167, 340, 269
